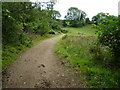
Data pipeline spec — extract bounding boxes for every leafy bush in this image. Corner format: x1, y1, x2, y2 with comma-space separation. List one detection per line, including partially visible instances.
62, 35, 68, 40
51, 20, 62, 30
48, 30, 56, 34
96, 15, 120, 62
61, 29, 68, 33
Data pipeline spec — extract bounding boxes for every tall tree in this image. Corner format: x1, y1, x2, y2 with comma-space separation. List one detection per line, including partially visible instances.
64, 7, 87, 27
85, 18, 91, 24
92, 12, 109, 24
52, 10, 61, 19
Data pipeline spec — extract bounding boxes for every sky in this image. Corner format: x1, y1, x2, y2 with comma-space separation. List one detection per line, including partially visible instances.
31, 0, 120, 20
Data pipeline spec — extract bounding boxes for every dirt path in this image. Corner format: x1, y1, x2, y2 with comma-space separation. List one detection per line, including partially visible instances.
2, 35, 85, 88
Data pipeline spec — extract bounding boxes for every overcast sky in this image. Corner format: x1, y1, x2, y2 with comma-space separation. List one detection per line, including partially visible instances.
31, 0, 119, 20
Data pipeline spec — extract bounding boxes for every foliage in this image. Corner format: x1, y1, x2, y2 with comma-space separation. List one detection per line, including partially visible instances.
2, 44, 27, 71
48, 29, 57, 34
85, 18, 91, 24
2, 2, 31, 45
94, 14, 120, 62
52, 10, 61, 19
64, 7, 87, 27
50, 19, 62, 31
61, 29, 68, 33
2, 2, 61, 45
50, 10, 62, 32
92, 12, 110, 24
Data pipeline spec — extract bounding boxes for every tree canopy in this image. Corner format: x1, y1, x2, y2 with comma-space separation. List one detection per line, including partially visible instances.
64, 7, 87, 27
52, 10, 61, 19
2, 1, 61, 45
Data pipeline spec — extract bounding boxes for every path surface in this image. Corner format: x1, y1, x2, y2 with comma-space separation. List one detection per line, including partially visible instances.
2, 35, 85, 88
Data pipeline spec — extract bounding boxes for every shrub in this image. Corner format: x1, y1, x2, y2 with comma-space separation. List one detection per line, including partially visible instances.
61, 29, 68, 33
48, 30, 56, 34
96, 15, 120, 62
62, 35, 68, 40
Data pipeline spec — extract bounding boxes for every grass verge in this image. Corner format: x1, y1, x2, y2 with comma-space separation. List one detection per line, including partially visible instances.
55, 26, 119, 88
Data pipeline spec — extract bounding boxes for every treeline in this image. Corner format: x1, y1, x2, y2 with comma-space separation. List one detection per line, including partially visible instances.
2, 3, 92, 46
2, 1, 62, 46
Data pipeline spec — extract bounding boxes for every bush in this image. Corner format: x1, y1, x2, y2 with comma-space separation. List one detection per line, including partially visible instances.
48, 30, 57, 34
96, 15, 120, 62
62, 35, 68, 40
61, 29, 68, 33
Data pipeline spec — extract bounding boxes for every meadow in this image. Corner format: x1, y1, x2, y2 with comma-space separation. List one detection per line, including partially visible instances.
62, 25, 97, 36
55, 25, 119, 88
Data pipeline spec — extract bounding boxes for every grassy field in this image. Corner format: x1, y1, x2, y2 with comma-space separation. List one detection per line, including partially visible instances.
2, 34, 59, 71
63, 25, 97, 36
55, 25, 119, 88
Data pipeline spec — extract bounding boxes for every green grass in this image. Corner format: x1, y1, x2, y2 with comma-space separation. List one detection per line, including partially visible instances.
63, 25, 98, 36
2, 34, 59, 71
55, 25, 119, 88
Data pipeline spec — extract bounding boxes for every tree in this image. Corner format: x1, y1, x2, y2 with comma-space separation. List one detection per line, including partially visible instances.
2, 2, 33, 45
85, 18, 91, 24
2, 1, 60, 45
92, 12, 109, 24
49, 10, 62, 30
64, 7, 87, 27
52, 10, 61, 19
33, 1, 61, 33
